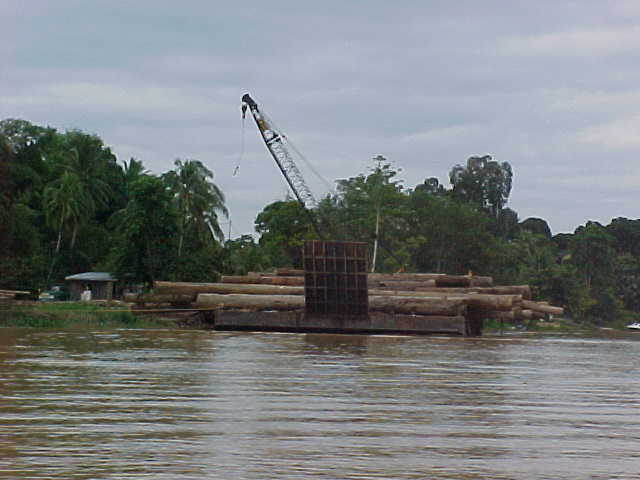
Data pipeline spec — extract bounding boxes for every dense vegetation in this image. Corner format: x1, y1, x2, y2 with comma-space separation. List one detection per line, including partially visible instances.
2, 120, 639, 324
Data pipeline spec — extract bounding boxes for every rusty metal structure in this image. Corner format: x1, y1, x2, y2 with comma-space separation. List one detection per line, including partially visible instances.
303, 240, 369, 317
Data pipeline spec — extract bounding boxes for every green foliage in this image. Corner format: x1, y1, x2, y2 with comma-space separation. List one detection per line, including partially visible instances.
571, 221, 615, 290
406, 189, 496, 274
532, 263, 593, 319
326, 157, 409, 271
499, 230, 556, 284
1, 119, 229, 290
520, 217, 552, 239
6, 116, 640, 327
0, 304, 160, 328
586, 287, 623, 324
494, 207, 519, 240
162, 159, 228, 256
222, 235, 270, 275
449, 155, 513, 218
109, 176, 179, 287
255, 199, 313, 267
414, 177, 446, 196
614, 254, 640, 311
607, 217, 640, 256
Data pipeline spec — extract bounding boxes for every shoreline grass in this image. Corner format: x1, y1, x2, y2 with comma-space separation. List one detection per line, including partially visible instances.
0, 302, 170, 328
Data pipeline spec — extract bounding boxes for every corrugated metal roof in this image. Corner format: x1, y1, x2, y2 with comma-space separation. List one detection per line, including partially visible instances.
65, 272, 117, 282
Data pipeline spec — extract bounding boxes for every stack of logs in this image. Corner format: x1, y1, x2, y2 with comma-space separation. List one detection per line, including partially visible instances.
124, 269, 563, 325
0, 289, 29, 306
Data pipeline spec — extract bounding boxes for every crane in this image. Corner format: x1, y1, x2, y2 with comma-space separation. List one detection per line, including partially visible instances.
241, 94, 405, 272
241, 93, 324, 239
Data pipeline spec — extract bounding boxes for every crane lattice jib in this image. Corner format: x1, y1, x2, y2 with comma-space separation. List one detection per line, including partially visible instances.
242, 94, 317, 209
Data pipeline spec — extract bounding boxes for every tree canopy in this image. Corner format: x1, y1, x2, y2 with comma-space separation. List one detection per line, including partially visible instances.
3, 116, 640, 326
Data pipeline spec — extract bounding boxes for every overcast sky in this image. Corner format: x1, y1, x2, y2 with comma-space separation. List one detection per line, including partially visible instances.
3, 1, 640, 237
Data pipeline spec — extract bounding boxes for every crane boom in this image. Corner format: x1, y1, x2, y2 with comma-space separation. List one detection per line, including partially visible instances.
242, 93, 324, 238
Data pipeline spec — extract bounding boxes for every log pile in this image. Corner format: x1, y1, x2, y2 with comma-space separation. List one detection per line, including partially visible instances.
0, 289, 30, 308
125, 268, 564, 332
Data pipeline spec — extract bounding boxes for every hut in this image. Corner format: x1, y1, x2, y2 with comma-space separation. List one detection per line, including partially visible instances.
65, 272, 116, 301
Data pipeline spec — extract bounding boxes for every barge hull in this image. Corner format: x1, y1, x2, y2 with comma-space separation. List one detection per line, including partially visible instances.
214, 311, 469, 336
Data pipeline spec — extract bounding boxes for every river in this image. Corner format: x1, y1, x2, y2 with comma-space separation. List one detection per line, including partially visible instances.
1, 328, 639, 479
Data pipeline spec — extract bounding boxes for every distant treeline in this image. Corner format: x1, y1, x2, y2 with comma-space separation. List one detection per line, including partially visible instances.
1, 120, 638, 324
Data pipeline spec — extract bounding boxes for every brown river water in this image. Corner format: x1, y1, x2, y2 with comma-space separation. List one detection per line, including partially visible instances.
1, 328, 639, 479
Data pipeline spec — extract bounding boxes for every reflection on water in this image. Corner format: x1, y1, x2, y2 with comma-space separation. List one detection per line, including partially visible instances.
1, 328, 640, 479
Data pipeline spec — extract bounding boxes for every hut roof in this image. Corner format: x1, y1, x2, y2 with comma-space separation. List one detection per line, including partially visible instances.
65, 272, 117, 282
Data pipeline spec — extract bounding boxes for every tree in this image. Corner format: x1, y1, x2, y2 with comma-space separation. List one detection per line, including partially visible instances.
0, 133, 13, 248
406, 188, 497, 274
498, 229, 556, 285
109, 176, 179, 286
607, 217, 640, 256
520, 217, 552, 239
614, 254, 640, 312
163, 159, 228, 257
414, 177, 446, 196
449, 155, 513, 218
222, 235, 270, 275
332, 157, 407, 271
570, 221, 621, 322
571, 222, 615, 290
533, 263, 593, 319
42, 170, 88, 253
0, 133, 15, 287
0, 119, 57, 212
495, 207, 519, 240
255, 199, 314, 268
122, 158, 149, 196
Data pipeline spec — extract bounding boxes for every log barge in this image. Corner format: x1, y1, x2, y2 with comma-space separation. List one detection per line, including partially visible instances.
126, 241, 563, 336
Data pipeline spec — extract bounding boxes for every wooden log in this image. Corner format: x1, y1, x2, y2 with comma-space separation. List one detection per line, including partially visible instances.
0, 289, 30, 295
220, 275, 305, 286
414, 286, 474, 294
273, 270, 448, 281
124, 293, 196, 304
521, 300, 564, 316
435, 275, 493, 287
464, 294, 520, 311
472, 285, 530, 299
470, 276, 493, 287
369, 289, 451, 297
368, 273, 444, 282
368, 279, 437, 290
275, 268, 304, 277
196, 293, 305, 310
196, 293, 466, 316
154, 281, 305, 296
368, 296, 466, 316
370, 290, 519, 311
414, 285, 531, 299
220, 275, 270, 284
428, 285, 529, 298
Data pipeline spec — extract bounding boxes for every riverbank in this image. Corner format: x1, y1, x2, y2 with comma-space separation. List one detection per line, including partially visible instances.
483, 314, 640, 335
0, 302, 163, 328
2, 302, 635, 335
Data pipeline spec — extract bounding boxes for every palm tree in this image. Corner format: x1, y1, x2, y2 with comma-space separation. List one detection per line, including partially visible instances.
42, 132, 116, 251
64, 144, 112, 215
163, 159, 228, 256
43, 170, 88, 253
123, 158, 148, 195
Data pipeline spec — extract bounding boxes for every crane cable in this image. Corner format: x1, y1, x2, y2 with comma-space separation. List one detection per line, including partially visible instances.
262, 108, 335, 196
233, 115, 245, 176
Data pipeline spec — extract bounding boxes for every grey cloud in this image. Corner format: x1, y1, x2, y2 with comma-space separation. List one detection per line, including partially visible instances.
3, 1, 640, 236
